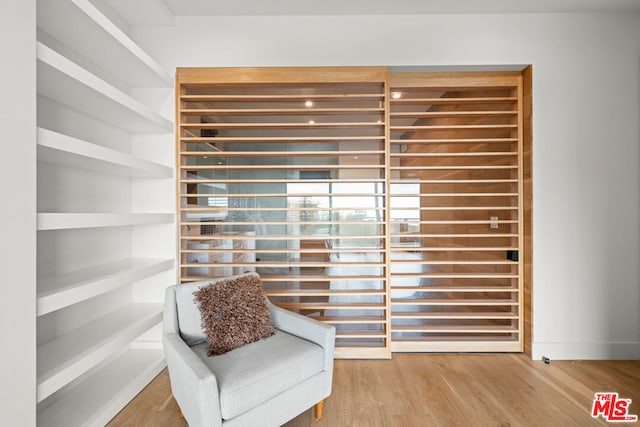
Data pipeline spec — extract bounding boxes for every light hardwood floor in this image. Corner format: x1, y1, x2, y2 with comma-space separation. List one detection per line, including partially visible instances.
108, 355, 639, 426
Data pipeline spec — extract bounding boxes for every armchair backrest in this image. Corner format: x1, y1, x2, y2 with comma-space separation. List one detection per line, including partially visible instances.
164, 273, 262, 346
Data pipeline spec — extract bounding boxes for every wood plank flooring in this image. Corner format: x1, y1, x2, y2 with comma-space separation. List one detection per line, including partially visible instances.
107, 355, 640, 427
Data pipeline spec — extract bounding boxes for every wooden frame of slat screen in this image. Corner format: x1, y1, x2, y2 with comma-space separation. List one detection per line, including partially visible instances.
176, 66, 532, 359
176, 67, 392, 359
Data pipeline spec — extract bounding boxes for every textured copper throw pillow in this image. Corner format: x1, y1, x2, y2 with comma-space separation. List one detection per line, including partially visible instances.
193, 274, 276, 356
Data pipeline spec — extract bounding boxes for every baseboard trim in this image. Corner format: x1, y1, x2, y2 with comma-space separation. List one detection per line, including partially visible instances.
532, 341, 640, 360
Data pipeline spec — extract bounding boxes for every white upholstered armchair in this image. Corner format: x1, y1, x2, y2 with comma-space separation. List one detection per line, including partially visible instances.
163, 274, 336, 426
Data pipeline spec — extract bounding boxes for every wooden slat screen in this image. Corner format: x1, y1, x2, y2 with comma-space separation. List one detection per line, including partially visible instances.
177, 68, 528, 358
177, 68, 391, 358
388, 73, 524, 352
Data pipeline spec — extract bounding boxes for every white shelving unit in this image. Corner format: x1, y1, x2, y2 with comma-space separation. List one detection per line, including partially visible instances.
37, 128, 173, 177
37, 349, 166, 427
37, 42, 172, 133
35, 0, 175, 425
37, 303, 162, 401
37, 213, 174, 230
37, 0, 172, 89
38, 258, 173, 315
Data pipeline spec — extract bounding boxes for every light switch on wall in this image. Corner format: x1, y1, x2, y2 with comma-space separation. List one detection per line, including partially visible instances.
490, 216, 499, 229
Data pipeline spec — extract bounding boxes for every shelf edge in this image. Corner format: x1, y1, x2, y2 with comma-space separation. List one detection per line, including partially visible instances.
37, 258, 173, 316
37, 128, 173, 178
70, 0, 173, 86
37, 213, 175, 230
37, 42, 172, 132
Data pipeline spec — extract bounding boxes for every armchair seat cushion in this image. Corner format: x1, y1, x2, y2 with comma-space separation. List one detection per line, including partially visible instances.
191, 329, 324, 420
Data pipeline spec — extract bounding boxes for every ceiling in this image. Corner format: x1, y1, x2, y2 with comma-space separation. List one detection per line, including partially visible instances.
165, 0, 640, 15
104, 0, 640, 26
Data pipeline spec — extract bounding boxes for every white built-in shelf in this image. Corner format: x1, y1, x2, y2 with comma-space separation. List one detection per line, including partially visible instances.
37, 213, 174, 231
37, 348, 165, 427
37, 258, 173, 316
37, 303, 162, 402
37, 127, 173, 177
37, 0, 172, 88
37, 42, 173, 133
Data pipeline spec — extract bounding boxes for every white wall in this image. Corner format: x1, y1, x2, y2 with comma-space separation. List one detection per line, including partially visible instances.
135, 12, 640, 360
0, 0, 37, 424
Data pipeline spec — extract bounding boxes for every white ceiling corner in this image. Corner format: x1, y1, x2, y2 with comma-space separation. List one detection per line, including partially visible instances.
162, 0, 640, 17
104, 0, 640, 26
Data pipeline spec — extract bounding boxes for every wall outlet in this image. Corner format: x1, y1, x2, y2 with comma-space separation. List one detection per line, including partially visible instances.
490, 216, 499, 229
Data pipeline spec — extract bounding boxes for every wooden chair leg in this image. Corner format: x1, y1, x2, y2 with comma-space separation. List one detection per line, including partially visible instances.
315, 400, 325, 421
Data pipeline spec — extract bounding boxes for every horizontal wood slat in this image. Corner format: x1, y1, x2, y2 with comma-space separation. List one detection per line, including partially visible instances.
390, 138, 517, 144
182, 136, 385, 143
180, 235, 386, 241
264, 289, 385, 296
390, 286, 519, 292
182, 206, 386, 212
390, 273, 519, 279
390, 124, 517, 131
391, 152, 516, 157
182, 164, 385, 170
390, 97, 517, 104
182, 150, 385, 157
180, 261, 385, 268
260, 275, 386, 282
312, 316, 386, 324
275, 302, 385, 310
391, 111, 517, 118
390, 165, 517, 170
181, 122, 384, 129
180, 94, 385, 102
391, 325, 518, 333
180, 193, 386, 198
392, 312, 519, 319
391, 299, 518, 306
182, 108, 384, 115
182, 178, 386, 184
182, 248, 386, 254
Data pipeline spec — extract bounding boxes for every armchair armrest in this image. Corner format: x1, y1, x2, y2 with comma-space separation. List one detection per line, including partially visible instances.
164, 332, 222, 427
267, 301, 336, 372
163, 285, 222, 427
